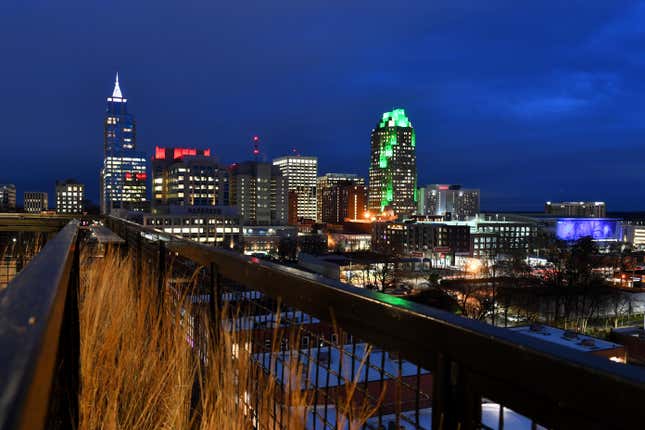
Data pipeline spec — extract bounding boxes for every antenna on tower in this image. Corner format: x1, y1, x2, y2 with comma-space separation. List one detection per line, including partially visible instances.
252, 135, 260, 160
292, 147, 300, 157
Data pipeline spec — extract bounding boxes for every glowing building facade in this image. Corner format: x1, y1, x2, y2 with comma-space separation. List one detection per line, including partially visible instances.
417, 184, 480, 220
151, 146, 228, 212
321, 184, 367, 224
229, 161, 288, 225
143, 206, 241, 249
555, 218, 620, 242
100, 74, 148, 214
0, 184, 16, 211
316, 173, 364, 223
368, 109, 417, 217
545, 201, 606, 218
272, 156, 318, 222
24, 192, 48, 213
56, 179, 84, 214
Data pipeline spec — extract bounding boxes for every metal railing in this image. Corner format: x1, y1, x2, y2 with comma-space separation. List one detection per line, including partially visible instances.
105, 216, 645, 430
0, 220, 80, 430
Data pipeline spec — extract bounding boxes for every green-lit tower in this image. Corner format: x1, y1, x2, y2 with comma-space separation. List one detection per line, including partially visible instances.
368, 108, 417, 216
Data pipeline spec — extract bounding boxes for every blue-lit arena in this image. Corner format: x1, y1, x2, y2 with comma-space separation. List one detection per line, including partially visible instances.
555, 218, 621, 241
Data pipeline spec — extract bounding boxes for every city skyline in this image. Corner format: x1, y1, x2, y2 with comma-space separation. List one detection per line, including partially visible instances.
1, 1, 645, 210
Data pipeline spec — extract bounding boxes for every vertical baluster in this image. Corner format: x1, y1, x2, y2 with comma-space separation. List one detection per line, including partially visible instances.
498, 405, 504, 430
336, 332, 344, 429
377, 349, 386, 429
304, 329, 314, 427
157, 241, 165, 308
395, 353, 402, 429
322, 338, 332, 429
361, 346, 371, 430
415, 364, 421, 429
312, 334, 322, 430
209, 263, 220, 343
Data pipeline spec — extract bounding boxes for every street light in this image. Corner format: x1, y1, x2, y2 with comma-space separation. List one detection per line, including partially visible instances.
465, 258, 482, 277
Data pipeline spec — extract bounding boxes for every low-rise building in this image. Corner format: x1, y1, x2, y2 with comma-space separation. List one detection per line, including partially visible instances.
0, 184, 16, 211
511, 324, 626, 363
24, 192, 48, 213
372, 216, 538, 269
327, 232, 371, 253
241, 225, 297, 256
372, 220, 471, 257
610, 327, 645, 366
469, 217, 537, 257
55, 180, 84, 214
143, 205, 241, 249
622, 224, 645, 250
545, 201, 606, 218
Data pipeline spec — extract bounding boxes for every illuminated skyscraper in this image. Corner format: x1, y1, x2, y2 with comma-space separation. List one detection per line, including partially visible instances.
100, 73, 148, 214
272, 156, 317, 221
368, 108, 417, 216
316, 173, 364, 222
229, 161, 288, 225
321, 184, 367, 224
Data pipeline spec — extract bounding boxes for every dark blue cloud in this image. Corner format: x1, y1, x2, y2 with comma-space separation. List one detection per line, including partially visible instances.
0, 0, 643, 210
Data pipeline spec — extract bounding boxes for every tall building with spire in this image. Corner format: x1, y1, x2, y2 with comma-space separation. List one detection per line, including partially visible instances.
100, 73, 148, 214
368, 108, 417, 217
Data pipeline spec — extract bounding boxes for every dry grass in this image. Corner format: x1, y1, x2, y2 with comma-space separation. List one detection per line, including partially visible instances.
79, 250, 380, 429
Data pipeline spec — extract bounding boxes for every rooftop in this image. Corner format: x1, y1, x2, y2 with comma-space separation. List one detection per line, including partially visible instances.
510, 324, 623, 353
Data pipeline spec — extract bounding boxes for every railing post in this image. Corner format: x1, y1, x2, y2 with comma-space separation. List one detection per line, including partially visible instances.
432, 354, 481, 430
68, 233, 81, 427
157, 241, 165, 306
48, 231, 80, 429
209, 262, 221, 339
135, 233, 142, 289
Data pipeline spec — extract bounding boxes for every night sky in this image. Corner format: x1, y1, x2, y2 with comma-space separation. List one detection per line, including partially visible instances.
1, 1, 643, 210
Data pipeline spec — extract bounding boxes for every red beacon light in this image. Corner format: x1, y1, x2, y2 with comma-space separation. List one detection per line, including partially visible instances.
252, 135, 261, 157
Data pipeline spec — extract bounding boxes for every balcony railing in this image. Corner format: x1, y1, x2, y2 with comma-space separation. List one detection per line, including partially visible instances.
0, 220, 80, 430
104, 216, 645, 430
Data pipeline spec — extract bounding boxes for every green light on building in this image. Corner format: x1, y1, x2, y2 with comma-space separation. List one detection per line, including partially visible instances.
385, 135, 395, 157
379, 153, 388, 168
371, 108, 416, 216
379, 108, 412, 129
